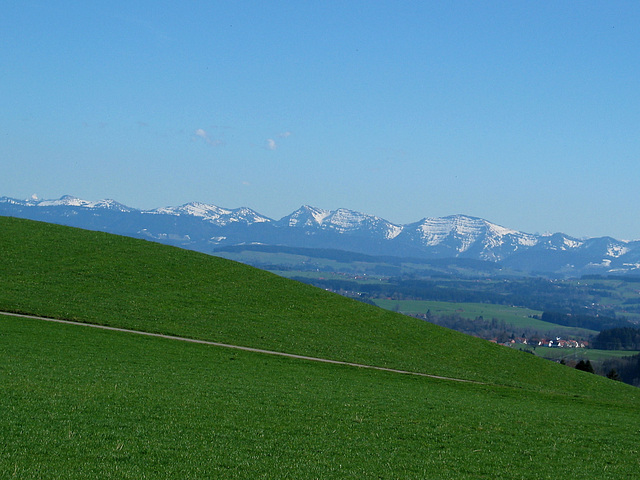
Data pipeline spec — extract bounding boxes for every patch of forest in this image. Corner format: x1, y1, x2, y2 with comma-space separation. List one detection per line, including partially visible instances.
592, 327, 640, 350
602, 354, 640, 387
540, 311, 628, 331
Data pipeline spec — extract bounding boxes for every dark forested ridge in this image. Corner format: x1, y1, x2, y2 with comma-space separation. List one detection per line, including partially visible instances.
593, 327, 640, 350
540, 312, 629, 332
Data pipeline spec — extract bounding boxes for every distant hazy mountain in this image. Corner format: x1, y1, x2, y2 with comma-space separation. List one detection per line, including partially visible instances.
2, 195, 639, 277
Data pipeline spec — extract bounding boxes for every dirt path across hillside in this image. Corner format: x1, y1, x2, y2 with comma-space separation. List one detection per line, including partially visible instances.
1, 311, 483, 384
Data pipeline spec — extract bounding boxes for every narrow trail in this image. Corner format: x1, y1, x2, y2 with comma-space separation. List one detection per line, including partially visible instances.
1, 311, 483, 385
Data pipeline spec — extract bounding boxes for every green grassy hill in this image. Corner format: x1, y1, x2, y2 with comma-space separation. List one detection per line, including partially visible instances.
2, 217, 639, 478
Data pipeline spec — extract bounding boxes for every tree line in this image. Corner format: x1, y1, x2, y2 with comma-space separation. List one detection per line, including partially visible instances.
540, 311, 628, 332
592, 327, 640, 350
602, 354, 640, 387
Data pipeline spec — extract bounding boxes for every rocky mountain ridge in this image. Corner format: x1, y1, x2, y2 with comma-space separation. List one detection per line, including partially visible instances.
2, 195, 639, 276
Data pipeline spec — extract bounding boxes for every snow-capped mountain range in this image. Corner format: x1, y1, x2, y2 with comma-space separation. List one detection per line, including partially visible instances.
2, 195, 639, 276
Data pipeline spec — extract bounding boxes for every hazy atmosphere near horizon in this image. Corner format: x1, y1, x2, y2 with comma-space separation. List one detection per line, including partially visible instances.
2, 1, 639, 240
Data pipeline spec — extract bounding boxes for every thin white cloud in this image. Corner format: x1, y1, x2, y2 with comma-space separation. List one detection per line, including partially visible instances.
265, 132, 291, 150
195, 128, 222, 146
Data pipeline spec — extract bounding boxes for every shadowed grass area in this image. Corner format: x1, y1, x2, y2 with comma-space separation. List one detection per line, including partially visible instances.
2, 315, 639, 479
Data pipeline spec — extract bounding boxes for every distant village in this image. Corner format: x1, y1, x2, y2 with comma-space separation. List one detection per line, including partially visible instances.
494, 337, 588, 348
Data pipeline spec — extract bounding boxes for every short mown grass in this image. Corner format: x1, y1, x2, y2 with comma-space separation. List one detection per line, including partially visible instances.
2, 315, 640, 479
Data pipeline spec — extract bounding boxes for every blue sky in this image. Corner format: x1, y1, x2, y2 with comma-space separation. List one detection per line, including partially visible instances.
2, 1, 639, 239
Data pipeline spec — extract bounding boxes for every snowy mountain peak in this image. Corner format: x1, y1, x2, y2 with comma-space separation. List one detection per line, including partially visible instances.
18, 195, 133, 212
279, 206, 404, 239
153, 202, 271, 226
279, 205, 332, 227
154, 202, 232, 218
325, 208, 403, 237
405, 214, 539, 258
35, 195, 89, 207
536, 233, 585, 251
412, 215, 487, 246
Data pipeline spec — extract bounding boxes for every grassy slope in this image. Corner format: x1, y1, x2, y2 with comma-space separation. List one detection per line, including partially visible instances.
0, 216, 635, 397
3, 315, 640, 479
2, 217, 640, 478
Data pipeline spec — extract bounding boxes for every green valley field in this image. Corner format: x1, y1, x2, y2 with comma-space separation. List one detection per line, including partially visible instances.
1, 217, 640, 479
